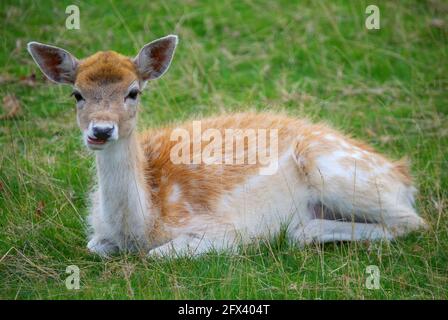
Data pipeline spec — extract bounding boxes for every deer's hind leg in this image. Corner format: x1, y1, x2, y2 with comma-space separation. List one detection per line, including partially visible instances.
290, 128, 426, 244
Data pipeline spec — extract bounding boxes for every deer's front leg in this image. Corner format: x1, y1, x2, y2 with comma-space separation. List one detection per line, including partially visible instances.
87, 237, 119, 257
148, 231, 237, 258
86, 196, 120, 257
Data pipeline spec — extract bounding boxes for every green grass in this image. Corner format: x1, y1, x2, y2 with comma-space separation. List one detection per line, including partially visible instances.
0, 0, 447, 299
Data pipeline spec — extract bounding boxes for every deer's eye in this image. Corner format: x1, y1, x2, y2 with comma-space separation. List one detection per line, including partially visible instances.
125, 89, 140, 101
71, 91, 84, 102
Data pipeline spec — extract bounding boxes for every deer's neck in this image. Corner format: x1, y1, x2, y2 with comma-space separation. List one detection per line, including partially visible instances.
95, 133, 155, 248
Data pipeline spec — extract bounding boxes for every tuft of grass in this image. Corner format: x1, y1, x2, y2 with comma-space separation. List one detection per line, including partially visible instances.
0, 0, 447, 299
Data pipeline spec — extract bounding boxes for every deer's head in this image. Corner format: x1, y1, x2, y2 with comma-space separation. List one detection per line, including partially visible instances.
27, 35, 178, 150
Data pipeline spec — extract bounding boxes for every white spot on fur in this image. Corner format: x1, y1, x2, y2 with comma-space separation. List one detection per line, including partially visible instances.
184, 202, 195, 215
339, 141, 351, 149
316, 154, 347, 178
168, 184, 182, 203
295, 155, 307, 169
352, 152, 363, 160
372, 163, 392, 176
332, 150, 350, 159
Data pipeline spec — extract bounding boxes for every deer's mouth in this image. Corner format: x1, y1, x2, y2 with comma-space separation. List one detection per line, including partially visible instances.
87, 136, 108, 145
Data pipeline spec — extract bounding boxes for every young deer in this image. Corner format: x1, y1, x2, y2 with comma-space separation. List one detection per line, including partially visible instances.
28, 35, 426, 257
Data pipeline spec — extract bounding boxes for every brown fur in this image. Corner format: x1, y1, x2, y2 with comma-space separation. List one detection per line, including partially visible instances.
136, 112, 413, 232
76, 51, 138, 86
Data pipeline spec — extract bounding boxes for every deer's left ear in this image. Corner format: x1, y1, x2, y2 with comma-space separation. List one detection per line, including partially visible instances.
27, 42, 78, 84
133, 35, 178, 81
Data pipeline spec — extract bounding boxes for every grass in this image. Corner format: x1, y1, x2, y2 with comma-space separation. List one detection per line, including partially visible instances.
0, 0, 447, 299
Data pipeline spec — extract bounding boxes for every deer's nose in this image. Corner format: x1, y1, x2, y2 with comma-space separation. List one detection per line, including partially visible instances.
92, 125, 114, 140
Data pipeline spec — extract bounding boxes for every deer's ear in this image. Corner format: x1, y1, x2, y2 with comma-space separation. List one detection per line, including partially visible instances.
27, 42, 78, 84
133, 35, 178, 81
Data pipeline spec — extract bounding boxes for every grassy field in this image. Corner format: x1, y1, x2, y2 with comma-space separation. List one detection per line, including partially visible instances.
0, 0, 447, 299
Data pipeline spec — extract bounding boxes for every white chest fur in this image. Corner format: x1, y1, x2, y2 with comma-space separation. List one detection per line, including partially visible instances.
94, 136, 152, 251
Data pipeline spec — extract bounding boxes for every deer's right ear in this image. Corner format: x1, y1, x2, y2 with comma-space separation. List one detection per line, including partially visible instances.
27, 42, 78, 84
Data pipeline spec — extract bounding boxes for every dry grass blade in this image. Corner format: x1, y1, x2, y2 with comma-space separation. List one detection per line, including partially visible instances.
1, 94, 22, 120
